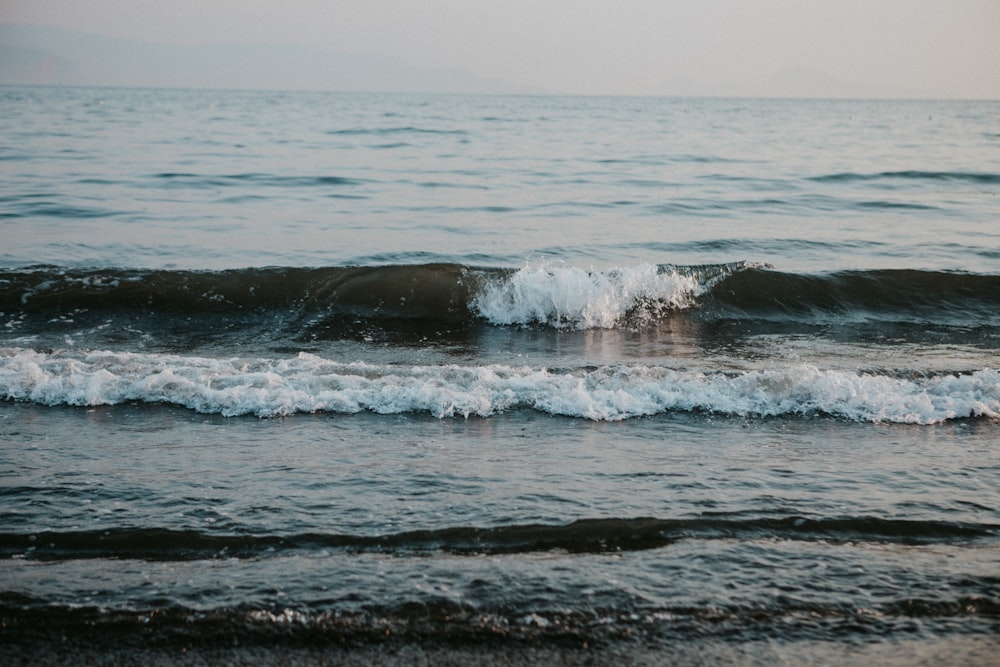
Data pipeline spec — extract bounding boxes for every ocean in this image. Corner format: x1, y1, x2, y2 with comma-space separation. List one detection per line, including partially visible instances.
1, 86, 998, 665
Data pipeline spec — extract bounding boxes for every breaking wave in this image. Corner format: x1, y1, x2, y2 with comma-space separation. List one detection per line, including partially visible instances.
2, 349, 997, 423
3, 262, 999, 333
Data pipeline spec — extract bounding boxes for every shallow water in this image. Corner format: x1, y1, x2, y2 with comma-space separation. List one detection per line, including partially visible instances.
3, 403, 998, 647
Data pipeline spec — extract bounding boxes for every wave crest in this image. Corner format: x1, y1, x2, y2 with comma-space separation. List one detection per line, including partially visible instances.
471, 262, 745, 329
2, 348, 997, 424
4, 263, 999, 335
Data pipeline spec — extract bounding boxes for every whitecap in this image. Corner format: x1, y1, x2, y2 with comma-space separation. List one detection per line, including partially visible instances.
2, 348, 997, 424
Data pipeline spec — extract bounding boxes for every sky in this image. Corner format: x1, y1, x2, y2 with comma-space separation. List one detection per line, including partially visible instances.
2, 0, 999, 98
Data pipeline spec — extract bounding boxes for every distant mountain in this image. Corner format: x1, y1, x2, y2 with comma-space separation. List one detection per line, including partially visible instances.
0, 24, 540, 94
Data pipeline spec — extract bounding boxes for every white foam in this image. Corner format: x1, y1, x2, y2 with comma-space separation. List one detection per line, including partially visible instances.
2, 348, 998, 424
471, 263, 703, 328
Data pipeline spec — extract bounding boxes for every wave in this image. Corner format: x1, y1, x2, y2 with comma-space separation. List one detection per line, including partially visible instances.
4, 262, 999, 332
5, 597, 998, 653
0, 202, 125, 220
702, 267, 1000, 324
151, 172, 365, 188
470, 263, 714, 328
326, 126, 468, 136
2, 349, 997, 422
809, 170, 1000, 185
3, 517, 994, 562
4, 517, 997, 647
0, 263, 475, 321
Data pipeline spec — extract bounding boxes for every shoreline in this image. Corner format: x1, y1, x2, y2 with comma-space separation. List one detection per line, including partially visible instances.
3, 634, 998, 667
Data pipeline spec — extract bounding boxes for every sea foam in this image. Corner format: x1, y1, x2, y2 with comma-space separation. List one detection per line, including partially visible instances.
470, 263, 706, 328
2, 348, 997, 424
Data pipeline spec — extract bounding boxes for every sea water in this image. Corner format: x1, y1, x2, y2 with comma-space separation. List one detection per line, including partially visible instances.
1, 86, 998, 663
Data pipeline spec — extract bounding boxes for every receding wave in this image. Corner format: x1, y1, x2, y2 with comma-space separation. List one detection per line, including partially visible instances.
4, 262, 998, 333
2, 350, 997, 422
5, 596, 998, 651
3, 517, 994, 561
5, 518, 997, 644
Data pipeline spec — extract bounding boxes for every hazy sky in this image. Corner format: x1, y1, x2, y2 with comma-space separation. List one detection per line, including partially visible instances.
2, 0, 998, 97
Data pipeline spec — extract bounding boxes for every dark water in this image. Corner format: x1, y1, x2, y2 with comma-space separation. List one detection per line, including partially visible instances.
1, 86, 999, 661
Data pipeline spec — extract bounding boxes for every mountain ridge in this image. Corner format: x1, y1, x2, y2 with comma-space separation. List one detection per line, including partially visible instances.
0, 24, 541, 94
